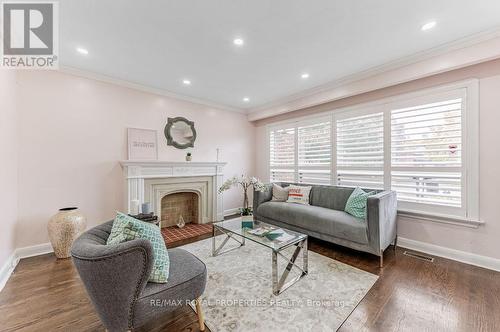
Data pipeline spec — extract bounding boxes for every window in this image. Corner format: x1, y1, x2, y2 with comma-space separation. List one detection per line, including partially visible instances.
390, 96, 465, 216
336, 112, 384, 189
267, 81, 479, 221
269, 118, 331, 185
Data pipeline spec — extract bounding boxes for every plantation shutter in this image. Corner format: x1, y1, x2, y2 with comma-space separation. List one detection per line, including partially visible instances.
269, 126, 295, 182
336, 112, 384, 189
267, 85, 476, 221
298, 120, 331, 185
390, 97, 464, 211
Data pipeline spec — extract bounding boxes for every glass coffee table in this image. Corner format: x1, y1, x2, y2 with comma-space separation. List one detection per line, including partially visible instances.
212, 217, 308, 295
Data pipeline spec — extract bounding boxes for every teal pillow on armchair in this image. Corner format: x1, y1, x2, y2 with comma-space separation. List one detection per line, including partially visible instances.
344, 187, 375, 219
107, 212, 169, 283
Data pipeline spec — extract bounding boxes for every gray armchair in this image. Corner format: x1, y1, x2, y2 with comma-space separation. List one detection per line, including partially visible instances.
71, 221, 207, 332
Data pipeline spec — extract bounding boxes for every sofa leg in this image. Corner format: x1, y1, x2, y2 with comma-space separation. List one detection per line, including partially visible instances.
393, 235, 398, 252
379, 250, 384, 268
195, 297, 205, 331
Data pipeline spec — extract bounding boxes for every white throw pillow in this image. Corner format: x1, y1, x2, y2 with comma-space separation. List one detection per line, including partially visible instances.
271, 183, 289, 202
286, 185, 312, 205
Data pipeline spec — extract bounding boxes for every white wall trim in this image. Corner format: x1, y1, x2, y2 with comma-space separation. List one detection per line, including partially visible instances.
398, 237, 500, 272
223, 207, 241, 217
398, 211, 484, 229
3, 235, 500, 292
59, 66, 247, 115
0, 251, 17, 293
15, 243, 53, 260
248, 29, 500, 121
265, 79, 479, 128
0, 243, 53, 292
1, 208, 240, 292
58, 28, 500, 120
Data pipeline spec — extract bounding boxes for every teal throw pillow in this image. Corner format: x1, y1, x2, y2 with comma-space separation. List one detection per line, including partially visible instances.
345, 187, 375, 219
107, 212, 169, 283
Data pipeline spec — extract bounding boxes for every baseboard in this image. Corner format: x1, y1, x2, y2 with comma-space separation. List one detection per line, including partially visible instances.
15, 242, 53, 260
0, 242, 53, 292
398, 237, 500, 272
0, 251, 18, 292
4, 236, 497, 293
223, 207, 241, 217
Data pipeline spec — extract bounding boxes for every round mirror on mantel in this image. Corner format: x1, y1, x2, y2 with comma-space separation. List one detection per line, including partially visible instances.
164, 117, 197, 149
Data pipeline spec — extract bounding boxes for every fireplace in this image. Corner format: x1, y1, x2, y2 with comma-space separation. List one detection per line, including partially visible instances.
161, 192, 200, 227
120, 161, 226, 226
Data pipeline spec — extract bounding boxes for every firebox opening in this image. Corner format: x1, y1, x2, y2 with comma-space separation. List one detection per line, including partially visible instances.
161, 192, 199, 228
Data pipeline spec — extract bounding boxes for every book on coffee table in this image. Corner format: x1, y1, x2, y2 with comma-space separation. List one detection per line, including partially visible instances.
248, 227, 275, 236
248, 227, 295, 242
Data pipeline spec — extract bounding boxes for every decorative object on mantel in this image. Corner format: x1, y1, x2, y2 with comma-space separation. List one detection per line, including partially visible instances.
48, 207, 87, 259
130, 199, 140, 215
164, 117, 197, 149
141, 202, 151, 214
186, 152, 192, 162
218, 175, 268, 220
177, 215, 186, 228
127, 128, 158, 160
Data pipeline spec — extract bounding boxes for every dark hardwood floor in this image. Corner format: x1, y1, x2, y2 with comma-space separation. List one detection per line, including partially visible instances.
1, 231, 499, 331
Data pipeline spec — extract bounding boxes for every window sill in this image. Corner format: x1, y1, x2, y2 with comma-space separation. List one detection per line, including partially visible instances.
397, 210, 484, 229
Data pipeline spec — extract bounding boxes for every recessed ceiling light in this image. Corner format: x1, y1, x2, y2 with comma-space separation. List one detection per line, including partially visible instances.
243, 97, 250, 102
421, 21, 436, 31
233, 38, 244, 46
182, 79, 191, 85
76, 47, 88, 55
301, 73, 310, 79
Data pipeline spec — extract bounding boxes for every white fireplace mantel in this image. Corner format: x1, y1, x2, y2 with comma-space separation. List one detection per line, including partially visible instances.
120, 160, 227, 222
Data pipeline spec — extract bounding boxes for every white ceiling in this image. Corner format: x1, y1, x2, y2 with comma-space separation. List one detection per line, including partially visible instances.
60, 0, 500, 111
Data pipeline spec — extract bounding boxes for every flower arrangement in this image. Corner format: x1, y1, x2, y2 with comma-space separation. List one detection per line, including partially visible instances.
218, 175, 268, 215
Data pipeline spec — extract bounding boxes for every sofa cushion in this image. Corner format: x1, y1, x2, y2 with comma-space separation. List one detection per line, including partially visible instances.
286, 185, 312, 205
345, 187, 375, 219
310, 185, 356, 211
256, 202, 368, 244
271, 183, 289, 202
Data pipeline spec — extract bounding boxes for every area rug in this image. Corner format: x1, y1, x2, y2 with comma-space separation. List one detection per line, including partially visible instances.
181, 237, 378, 331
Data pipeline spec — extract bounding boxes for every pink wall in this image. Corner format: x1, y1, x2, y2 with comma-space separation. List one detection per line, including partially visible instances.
0, 71, 18, 267
15, 71, 255, 248
255, 59, 500, 261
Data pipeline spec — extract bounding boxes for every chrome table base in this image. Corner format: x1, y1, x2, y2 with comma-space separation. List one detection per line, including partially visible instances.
272, 238, 308, 295
212, 224, 308, 295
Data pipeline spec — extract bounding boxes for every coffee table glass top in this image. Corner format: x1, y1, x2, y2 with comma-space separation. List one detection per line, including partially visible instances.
213, 217, 307, 251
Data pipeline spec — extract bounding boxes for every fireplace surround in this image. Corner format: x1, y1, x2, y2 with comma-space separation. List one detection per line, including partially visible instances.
120, 161, 226, 227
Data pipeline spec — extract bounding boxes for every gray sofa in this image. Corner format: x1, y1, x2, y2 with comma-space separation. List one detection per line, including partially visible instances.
254, 183, 398, 266
71, 220, 207, 332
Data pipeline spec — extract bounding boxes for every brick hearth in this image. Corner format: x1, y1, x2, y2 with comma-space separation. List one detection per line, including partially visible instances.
161, 223, 213, 245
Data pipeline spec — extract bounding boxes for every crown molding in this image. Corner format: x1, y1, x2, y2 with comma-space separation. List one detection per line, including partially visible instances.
247, 27, 500, 121
58, 66, 247, 115
58, 27, 500, 121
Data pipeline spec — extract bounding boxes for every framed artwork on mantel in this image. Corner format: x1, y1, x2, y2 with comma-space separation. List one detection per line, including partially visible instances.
127, 128, 158, 160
